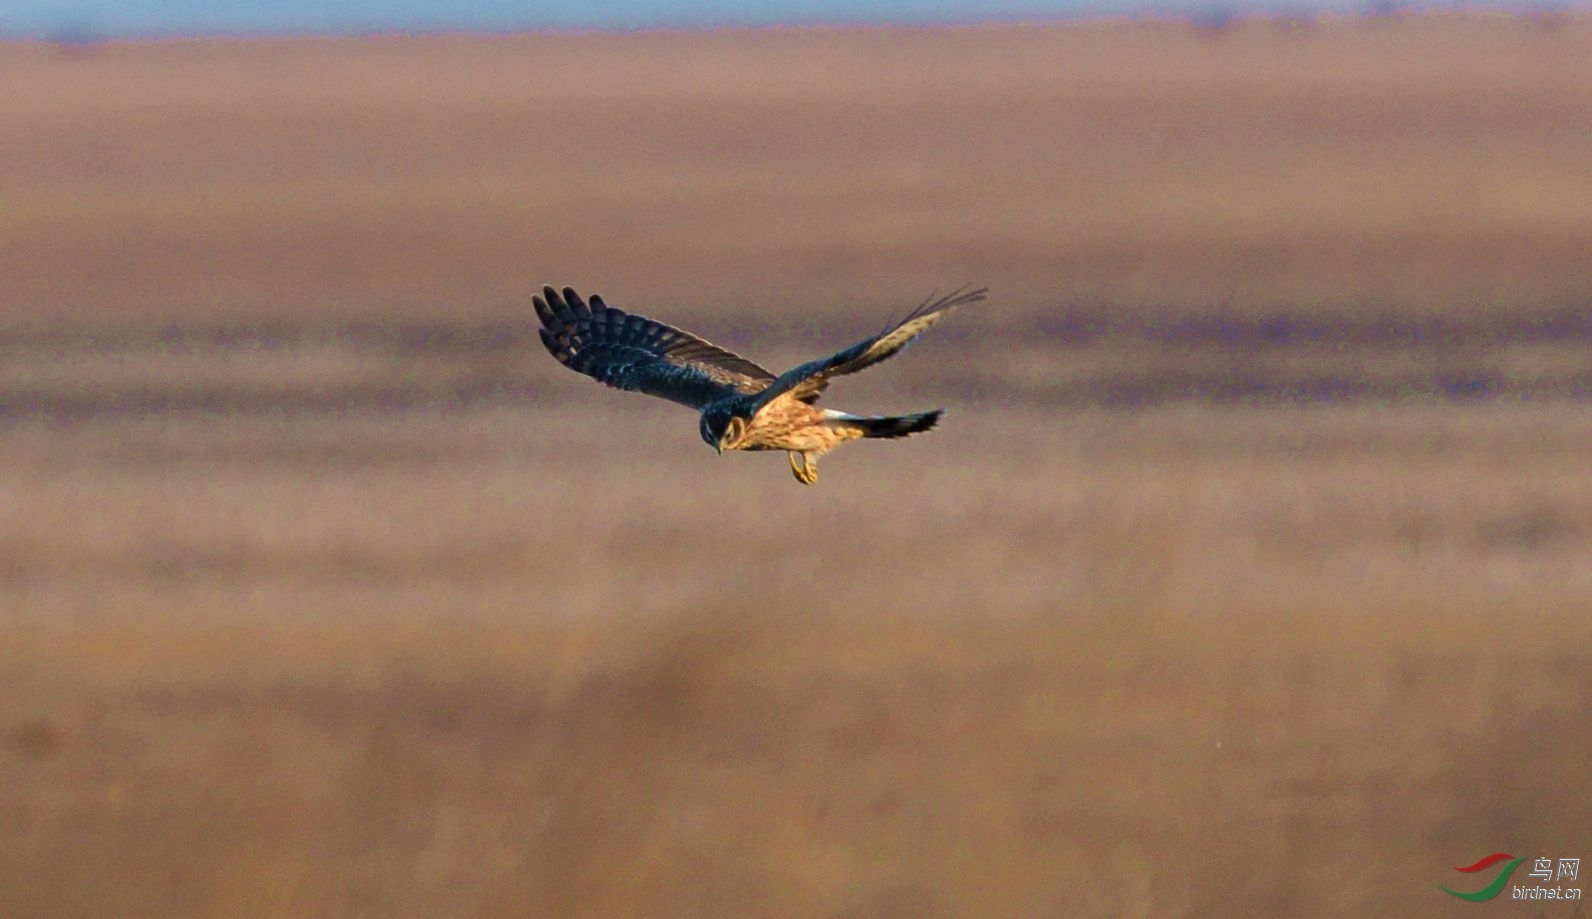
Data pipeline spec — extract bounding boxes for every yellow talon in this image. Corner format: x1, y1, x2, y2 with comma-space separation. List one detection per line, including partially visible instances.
788, 452, 818, 485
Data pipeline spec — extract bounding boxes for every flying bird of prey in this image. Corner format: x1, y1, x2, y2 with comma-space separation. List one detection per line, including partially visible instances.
534, 285, 987, 484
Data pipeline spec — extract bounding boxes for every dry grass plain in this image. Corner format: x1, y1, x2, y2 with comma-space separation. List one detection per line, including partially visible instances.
3, 15, 1592, 918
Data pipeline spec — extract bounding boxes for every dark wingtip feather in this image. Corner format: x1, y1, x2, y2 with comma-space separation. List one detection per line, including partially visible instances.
921, 284, 987, 316
536, 328, 570, 363
561, 286, 591, 317
532, 293, 554, 327
544, 285, 581, 326
885, 284, 989, 333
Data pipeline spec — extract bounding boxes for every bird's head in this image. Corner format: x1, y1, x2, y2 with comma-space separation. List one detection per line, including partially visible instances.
700, 406, 748, 454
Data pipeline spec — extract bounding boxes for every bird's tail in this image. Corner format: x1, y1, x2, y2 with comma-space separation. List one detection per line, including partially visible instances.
845, 410, 943, 439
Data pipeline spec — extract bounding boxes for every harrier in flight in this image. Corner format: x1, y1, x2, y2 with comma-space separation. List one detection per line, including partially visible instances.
535, 285, 987, 484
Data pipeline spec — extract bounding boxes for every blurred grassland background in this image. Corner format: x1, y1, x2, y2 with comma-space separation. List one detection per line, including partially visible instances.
3, 15, 1592, 917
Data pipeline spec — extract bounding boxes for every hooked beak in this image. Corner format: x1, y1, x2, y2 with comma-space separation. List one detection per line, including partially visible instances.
714, 441, 724, 455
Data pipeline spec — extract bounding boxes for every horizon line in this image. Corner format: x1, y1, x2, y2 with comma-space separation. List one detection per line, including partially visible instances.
5, 1, 1585, 44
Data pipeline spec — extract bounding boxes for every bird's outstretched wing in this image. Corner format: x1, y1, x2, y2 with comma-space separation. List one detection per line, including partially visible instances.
752, 285, 988, 411
535, 286, 776, 410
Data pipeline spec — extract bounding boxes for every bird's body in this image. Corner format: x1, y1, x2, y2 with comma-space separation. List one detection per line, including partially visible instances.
534, 285, 985, 484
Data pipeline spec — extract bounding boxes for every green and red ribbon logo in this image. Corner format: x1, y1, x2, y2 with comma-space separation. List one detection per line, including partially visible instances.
1440, 853, 1526, 901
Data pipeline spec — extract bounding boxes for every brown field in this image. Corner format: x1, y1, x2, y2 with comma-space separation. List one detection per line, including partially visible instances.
3, 16, 1592, 918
